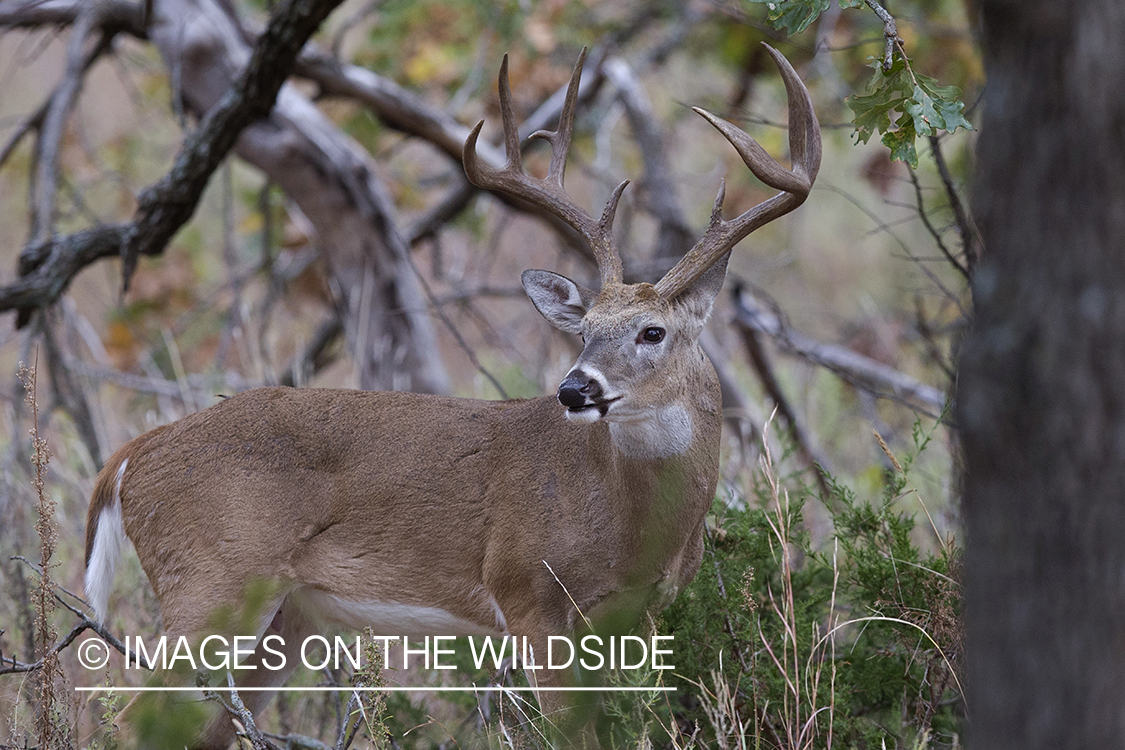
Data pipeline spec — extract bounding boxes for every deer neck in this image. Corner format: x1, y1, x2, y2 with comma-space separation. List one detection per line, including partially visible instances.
607, 403, 695, 460
606, 352, 721, 462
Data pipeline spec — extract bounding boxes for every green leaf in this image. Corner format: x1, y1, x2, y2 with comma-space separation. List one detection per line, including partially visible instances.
846, 54, 973, 164
839, 0, 864, 7
882, 127, 918, 168
915, 74, 975, 134
847, 90, 903, 143
934, 97, 974, 134
747, 0, 831, 35
903, 84, 939, 137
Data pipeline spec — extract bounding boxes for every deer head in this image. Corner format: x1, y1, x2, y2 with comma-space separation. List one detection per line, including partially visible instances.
464, 46, 820, 454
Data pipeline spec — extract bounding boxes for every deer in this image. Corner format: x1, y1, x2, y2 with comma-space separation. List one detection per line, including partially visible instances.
83, 45, 819, 747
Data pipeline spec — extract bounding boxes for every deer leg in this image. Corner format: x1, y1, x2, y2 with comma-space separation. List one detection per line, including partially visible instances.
194, 592, 316, 749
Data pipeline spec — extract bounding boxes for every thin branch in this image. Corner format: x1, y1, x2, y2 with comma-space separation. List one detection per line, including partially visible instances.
928, 134, 979, 274
279, 316, 343, 387
0, 0, 146, 37
0, 0, 346, 325
0, 560, 153, 672
907, 168, 970, 280
223, 671, 279, 750
0, 27, 119, 174
823, 184, 969, 318
0, 620, 87, 675
863, 0, 902, 72
603, 56, 695, 269
731, 287, 947, 416
32, 4, 101, 241
737, 323, 835, 498
119, 0, 347, 288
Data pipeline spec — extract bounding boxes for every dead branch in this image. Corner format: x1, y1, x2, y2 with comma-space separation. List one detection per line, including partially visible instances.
731, 287, 947, 416
0, 0, 146, 37
603, 57, 696, 268
928, 134, 980, 273
31, 4, 102, 241
907, 168, 970, 280
0, 562, 153, 674
223, 672, 279, 750
737, 322, 835, 497
0, 0, 346, 326
863, 0, 902, 71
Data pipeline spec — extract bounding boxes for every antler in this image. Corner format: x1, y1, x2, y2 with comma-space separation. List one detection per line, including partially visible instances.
654, 44, 821, 300
463, 48, 630, 288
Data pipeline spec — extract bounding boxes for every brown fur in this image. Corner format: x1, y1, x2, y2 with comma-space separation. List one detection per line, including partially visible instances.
85, 367, 720, 747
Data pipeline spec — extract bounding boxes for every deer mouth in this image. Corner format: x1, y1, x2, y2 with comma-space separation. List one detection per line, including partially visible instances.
567, 396, 621, 417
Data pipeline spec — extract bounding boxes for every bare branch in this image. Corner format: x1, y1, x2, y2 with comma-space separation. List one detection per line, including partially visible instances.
731, 287, 947, 415
0, 0, 146, 37
0, 0, 346, 326
928, 134, 980, 274
737, 322, 835, 497
907, 168, 970, 280
603, 57, 695, 270
120, 0, 346, 288
32, 4, 101, 241
863, 0, 902, 71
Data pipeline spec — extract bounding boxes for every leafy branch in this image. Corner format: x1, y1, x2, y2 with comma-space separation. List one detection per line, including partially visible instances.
748, 0, 973, 166
848, 55, 973, 167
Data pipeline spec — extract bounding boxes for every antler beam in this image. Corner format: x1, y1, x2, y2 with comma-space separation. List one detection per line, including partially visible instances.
463, 48, 629, 288
654, 44, 822, 300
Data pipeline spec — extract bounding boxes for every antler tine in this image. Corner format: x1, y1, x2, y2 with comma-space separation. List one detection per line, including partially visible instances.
463, 49, 628, 288
530, 46, 586, 188
497, 54, 523, 168
654, 44, 821, 300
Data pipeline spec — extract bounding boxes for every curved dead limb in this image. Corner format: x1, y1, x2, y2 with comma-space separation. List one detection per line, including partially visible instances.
0, 0, 345, 327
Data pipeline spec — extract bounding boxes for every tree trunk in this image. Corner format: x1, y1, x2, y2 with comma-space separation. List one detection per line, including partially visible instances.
959, 1, 1125, 746
149, 0, 450, 394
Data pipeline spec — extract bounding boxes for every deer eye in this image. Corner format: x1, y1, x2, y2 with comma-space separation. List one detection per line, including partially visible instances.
640, 327, 665, 344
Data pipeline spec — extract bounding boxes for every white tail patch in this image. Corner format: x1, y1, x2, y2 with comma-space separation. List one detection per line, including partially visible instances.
85, 459, 128, 622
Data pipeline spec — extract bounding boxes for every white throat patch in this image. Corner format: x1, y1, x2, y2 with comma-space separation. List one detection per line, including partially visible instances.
609, 403, 694, 460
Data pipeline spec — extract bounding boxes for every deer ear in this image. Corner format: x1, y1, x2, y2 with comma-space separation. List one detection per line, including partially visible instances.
671, 251, 731, 331
522, 270, 595, 335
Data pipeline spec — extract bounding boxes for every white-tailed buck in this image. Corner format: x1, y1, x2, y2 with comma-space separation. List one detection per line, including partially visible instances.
85, 45, 819, 746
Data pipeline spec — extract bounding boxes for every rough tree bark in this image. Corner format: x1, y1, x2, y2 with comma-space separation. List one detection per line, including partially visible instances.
959, 1, 1125, 746
148, 0, 450, 393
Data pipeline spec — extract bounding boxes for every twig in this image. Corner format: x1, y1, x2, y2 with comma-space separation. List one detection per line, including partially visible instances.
0, 620, 86, 675
737, 323, 835, 499
41, 306, 103, 467
8, 556, 155, 670
907, 168, 970, 280
603, 57, 695, 267
119, 0, 347, 289
223, 672, 278, 750
32, 3, 101, 241
823, 184, 968, 317
731, 287, 947, 416
927, 134, 979, 274
406, 246, 508, 398
863, 0, 902, 72
0, 0, 346, 324
279, 316, 344, 387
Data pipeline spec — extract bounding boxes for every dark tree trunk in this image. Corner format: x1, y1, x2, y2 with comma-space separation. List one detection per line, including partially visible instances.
960, 1, 1125, 746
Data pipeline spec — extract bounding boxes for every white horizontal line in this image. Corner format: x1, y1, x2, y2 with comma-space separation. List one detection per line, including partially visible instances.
75, 686, 675, 693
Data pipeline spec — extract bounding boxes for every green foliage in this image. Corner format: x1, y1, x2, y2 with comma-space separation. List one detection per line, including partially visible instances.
847, 57, 973, 167
659, 423, 963, 748
746, 0, 831, 35
746, 0, 975, 167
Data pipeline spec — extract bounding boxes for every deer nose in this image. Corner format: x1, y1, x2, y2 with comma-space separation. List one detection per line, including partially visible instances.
558, 371, 603, 408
